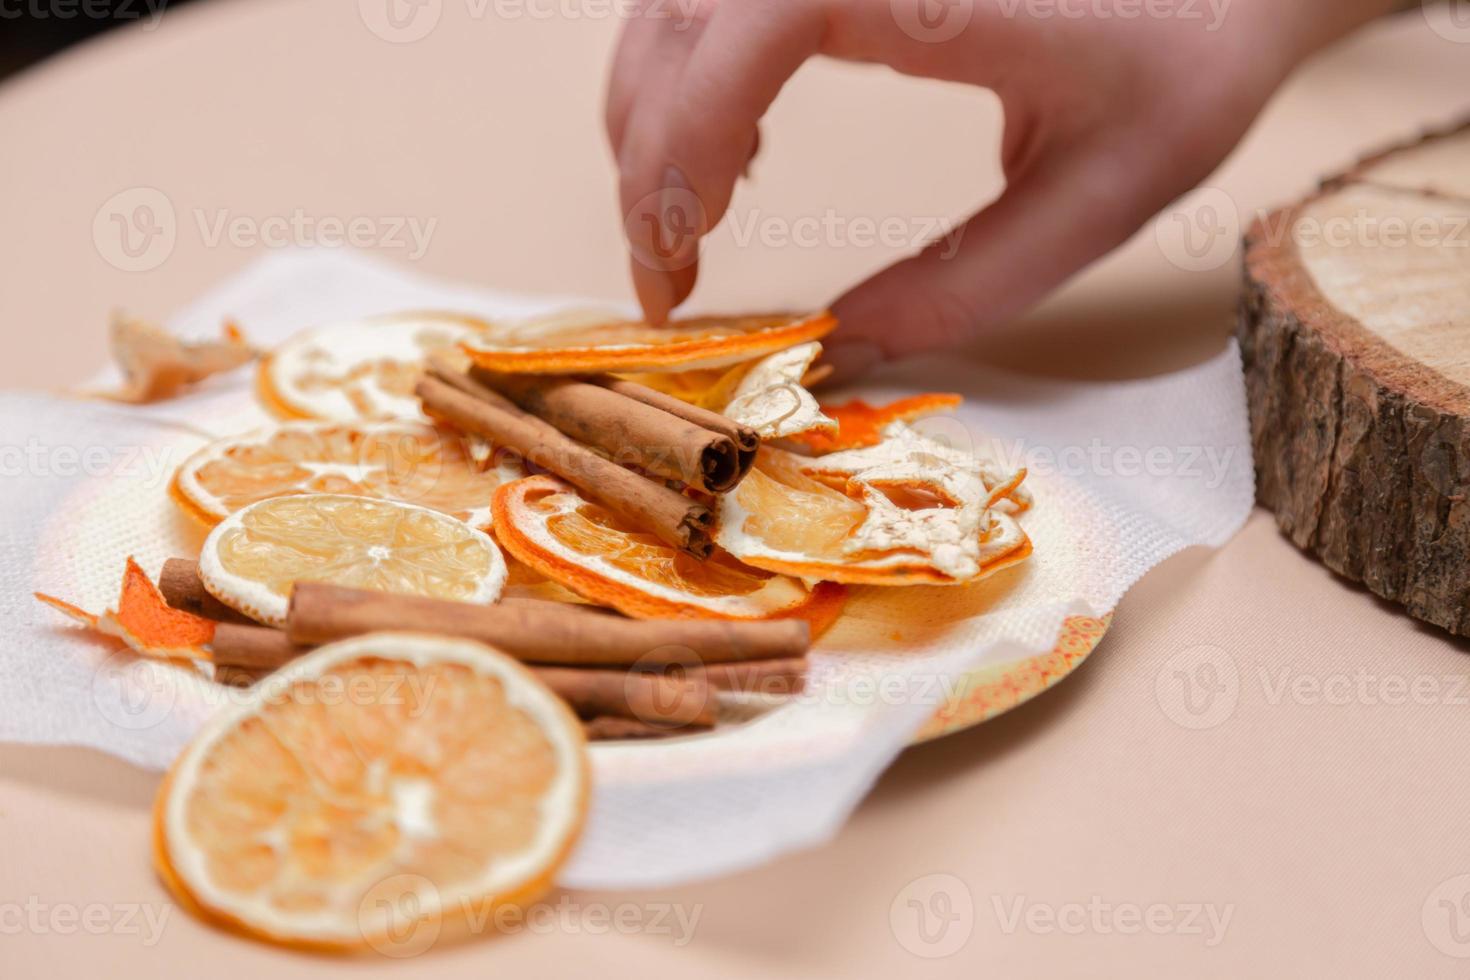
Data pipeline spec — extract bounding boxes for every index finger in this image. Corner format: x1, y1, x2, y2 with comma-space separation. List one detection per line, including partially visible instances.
618, 0, 826, 322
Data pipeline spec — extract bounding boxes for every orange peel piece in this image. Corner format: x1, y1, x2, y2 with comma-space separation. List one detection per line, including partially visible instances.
462, 311, 837, 374
790, 393, 963, 454
98, 313, 256, 404
493, 475, 846, 631
36, 557, 217, 661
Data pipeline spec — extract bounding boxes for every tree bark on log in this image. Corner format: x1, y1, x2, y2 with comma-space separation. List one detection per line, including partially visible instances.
1239, 119, 1470, 635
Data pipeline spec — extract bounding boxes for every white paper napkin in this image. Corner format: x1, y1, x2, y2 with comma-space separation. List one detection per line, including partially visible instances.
0, 250, 1254, 888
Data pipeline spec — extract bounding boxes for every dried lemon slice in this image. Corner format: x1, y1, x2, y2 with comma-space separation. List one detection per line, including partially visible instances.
462, 311, 836, 374
199, 494, 506, 627
259, 312, 491, 421
153, 632, 589, 952
493, 475, 846, 628
171, 420, 523, 529
716, 448, 1031, 586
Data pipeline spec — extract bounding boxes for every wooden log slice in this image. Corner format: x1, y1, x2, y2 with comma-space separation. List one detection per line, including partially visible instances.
1239, 119, 1470, 634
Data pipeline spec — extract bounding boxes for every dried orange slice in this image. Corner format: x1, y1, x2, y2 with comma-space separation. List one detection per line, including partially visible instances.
199, 494, 506, 627
259, 313, 491, 421
171, 421, 523, 529
153, 631, 589, 952
462, 311, 836, 374
790, 394, 963, 454
493, 475, 846, 628
716, 448, 1031, 586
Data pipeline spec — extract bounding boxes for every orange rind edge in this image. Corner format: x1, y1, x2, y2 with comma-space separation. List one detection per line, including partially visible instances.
462, 312, 837, 374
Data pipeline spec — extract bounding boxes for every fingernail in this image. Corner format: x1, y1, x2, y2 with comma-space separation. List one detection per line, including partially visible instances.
820, 340, 885, 386
624, 165, 705, 278
655, 165, 703, 273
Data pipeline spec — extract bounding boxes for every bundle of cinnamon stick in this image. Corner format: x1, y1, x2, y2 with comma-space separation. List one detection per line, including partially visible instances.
417, 355, 758, 558
158, 559, 808, 739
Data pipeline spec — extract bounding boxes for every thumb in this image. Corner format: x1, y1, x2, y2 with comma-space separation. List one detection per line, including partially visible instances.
823, 148, 1152, 383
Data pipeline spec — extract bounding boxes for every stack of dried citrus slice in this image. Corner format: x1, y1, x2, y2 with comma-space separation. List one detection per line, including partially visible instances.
232, 308, 1034, 622
461, 310, 1032, 594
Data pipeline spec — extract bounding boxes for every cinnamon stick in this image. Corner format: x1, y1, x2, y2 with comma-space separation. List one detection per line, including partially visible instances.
698, 657, 809, 696
210, 622, 309, 669
214, 664, 273, 688
418, 366, 713, 558
159, 557, 254, 624
287, 583, 809, 666
583, 715, 698, 741
591, 375, 758, 477
471, 369, 752, 493
537, 667, 715, 727
211, 627, 708, 725
214, 624, 711, 726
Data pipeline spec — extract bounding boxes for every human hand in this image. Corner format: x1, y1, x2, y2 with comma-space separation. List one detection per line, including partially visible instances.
607, 0, 1402, 377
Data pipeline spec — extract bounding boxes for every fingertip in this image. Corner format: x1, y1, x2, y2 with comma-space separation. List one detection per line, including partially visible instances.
632, 261, 674, 326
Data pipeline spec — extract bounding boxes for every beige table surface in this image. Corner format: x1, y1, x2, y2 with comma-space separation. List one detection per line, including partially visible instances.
3, 2, 1470, 975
